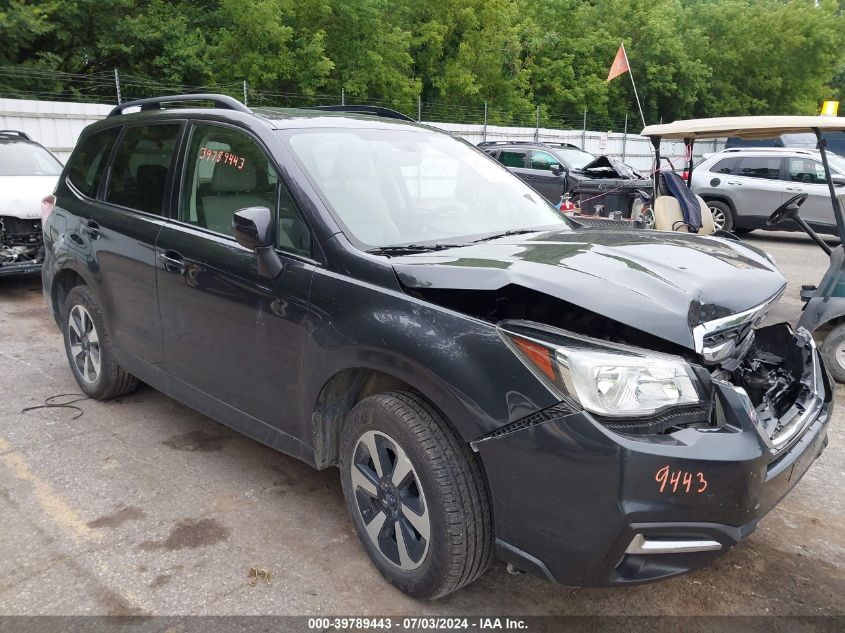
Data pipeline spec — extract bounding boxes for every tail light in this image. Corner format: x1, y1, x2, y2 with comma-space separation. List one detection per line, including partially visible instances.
41, 194, 55, 221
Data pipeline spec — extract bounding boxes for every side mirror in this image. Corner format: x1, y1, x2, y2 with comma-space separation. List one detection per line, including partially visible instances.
550, 163, 563, 176
832, 174, 845, 188
232, 206, 283, 279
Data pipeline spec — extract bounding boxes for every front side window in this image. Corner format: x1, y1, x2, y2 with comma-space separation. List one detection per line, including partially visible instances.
498, 150, 527, 168
286, 129, 567, 248
67, 128, 121, 197
0, 141, 63, 177
181, 124, 310, 255
735, 156, 781, 180
529, 151, 560, 171
105, 124, 181, 214
788, 158, 828, 185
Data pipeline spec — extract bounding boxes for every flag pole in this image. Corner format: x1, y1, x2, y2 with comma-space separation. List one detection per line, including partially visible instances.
622, 43, 646, 128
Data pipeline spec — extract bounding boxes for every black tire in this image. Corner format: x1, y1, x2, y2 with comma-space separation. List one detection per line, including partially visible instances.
62, 285, 139, 399
706, 200, 735, 232
821, 323, 845, 384
339, 391, 493, 599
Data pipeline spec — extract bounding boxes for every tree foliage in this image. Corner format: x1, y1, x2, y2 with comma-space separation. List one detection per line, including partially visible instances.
0, 0, 842, 124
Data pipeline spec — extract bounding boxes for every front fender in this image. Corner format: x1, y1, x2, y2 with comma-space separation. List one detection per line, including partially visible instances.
302, 268, 560, 443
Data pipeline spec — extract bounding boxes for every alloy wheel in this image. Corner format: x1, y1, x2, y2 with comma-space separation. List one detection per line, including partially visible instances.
350, 430, 430, 571
835, 339, 845, 374
67, 304, 101, 384
709, 205, 727, 231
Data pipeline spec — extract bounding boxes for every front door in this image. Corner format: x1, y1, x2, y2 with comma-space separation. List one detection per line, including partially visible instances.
784, 157, 839, 229
525, 150, 567, 203
155, 122, 316, 441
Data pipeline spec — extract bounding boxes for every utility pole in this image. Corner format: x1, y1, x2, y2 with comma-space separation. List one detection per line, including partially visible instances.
113, 69, 122, 105
581, 107, 587, 149
243, 80, 248, 107
622, 113, 628, 162
534, 106, 540, 142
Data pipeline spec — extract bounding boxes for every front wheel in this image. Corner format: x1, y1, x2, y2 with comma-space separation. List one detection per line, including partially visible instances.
821, 323, 845, 384
339, 391, 493, 599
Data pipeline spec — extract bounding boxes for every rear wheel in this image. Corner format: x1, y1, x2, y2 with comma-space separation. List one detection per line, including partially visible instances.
707, 200, 735, 232
821, 323, 845, 384
339, 391, 493, 599
62, 285, 138, 399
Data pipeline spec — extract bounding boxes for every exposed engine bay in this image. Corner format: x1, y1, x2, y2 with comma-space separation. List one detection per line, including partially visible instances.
0, 216, 43, 266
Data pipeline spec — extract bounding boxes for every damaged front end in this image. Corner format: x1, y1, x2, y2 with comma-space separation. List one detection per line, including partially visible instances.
0, 215, 44, 276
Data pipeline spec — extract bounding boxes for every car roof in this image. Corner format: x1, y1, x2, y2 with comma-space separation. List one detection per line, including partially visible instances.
642, 116, 845, 140
716, 147, 823, 156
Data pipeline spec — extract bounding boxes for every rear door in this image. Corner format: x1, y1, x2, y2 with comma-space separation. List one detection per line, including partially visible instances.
83, 121, 184, 368
725, 155, 785, 220
155, 121, 316, 437
784, 157, 837, 229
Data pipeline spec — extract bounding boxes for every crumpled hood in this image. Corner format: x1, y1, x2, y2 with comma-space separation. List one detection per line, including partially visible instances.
390, 229, 785, 351
0, 176, 58, 219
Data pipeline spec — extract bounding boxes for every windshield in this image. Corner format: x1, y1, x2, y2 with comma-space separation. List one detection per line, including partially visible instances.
0, 141, 62, 176
285, 128, 568, 248
553, 147, 595, 170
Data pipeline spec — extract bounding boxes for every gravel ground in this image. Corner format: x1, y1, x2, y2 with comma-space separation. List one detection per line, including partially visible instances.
0, 230, 842, 619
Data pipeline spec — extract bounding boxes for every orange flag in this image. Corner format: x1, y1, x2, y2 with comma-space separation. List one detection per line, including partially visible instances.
606, 44, 629, 82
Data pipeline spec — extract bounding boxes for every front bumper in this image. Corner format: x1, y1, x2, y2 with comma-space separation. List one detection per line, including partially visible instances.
475, 325, 832, 587
0, 259, 43, 277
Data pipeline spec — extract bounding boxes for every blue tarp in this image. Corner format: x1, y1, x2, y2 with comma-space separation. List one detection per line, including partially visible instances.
662, 171, 702, 232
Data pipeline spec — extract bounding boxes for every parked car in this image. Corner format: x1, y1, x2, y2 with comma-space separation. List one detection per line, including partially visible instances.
43, 95, 831, 599
0, 130, 62, 277
692, 147, 845, 233
478, 140, 652, 218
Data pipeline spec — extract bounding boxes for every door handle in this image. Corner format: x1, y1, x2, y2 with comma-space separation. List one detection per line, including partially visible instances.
82, 220, 101, 239
159, 250, 185, 274
726, 180, 742, 186
785, 186, 804, 192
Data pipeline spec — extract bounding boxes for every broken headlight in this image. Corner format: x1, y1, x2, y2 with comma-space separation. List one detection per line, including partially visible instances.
500, 321, 702, 418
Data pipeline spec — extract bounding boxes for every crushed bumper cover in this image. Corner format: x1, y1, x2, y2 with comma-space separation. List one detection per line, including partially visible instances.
475, 324, 832, 587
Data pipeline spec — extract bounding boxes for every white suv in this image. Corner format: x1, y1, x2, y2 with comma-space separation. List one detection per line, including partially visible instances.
691, 147, 845, 234
0, 130, 62, 277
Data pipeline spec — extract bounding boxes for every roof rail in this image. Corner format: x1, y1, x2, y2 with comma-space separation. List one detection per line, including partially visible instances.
304, 104, 415, 122
107, 94, 251, 118
0, 130, 32, 140
477, 140, 583, 150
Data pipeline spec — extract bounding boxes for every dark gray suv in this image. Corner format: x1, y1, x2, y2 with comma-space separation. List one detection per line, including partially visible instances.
42, 94, 831, 598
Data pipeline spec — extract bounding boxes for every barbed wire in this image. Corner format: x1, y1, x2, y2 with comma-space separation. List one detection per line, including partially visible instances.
0, 65, 638, 133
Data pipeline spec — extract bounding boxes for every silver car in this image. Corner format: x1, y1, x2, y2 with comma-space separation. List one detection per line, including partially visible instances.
691, 147, 845, 233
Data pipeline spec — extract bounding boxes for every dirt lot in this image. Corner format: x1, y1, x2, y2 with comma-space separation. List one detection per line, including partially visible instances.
0, 230, 842, 618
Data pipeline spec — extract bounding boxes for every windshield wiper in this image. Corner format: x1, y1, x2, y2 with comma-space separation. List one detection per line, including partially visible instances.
469, 229, 538, 244
366, 243, 464, 256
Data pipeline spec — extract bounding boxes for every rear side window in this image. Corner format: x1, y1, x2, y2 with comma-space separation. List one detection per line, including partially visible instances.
105, 124, 181, 214
710, 157, 738, 174
498, 150, 526, 168
735, 156, 781, 180
66, 127, 121, 197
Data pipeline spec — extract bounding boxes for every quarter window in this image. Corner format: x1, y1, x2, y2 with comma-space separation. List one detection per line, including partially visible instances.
529, 151, 560, 171
182, 124, 310, 256
66, 127, 121, 198
105, 124, 181, 214
735, 156, 781, 180
498, 150, 527, 168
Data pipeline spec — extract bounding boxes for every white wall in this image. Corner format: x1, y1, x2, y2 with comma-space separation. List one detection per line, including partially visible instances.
0, 98, 112, 163
0, 98, 725, 171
